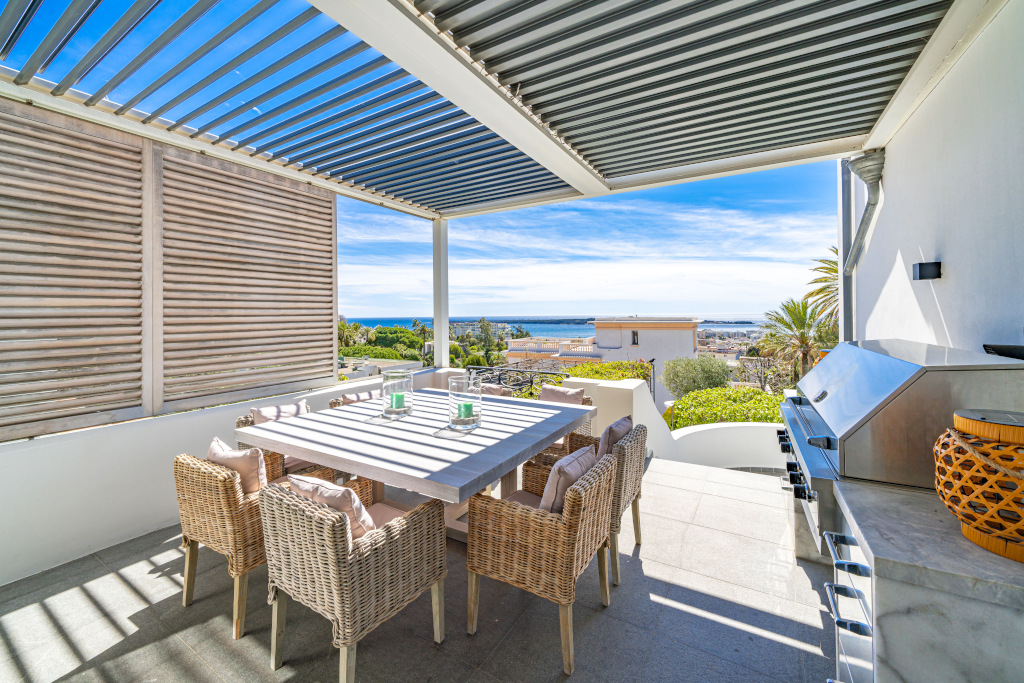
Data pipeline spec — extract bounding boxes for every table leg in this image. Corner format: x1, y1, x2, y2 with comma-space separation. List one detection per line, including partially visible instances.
500, 467, 518, 499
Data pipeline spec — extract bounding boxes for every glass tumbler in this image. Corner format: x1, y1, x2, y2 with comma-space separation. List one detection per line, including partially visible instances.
448, 375, 482, 430
382, 369, 413, 419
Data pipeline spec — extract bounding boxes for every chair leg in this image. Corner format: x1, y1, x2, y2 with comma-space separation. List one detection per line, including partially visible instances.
559, 603, 574, 676
431, 579, 445, 644
609, 532, 621, 587
182, 539, 198, 607
233, 572, 249, 640
339, 643, 357, 683
271, 591, 288, 670
597, 540, 610, 607
632, 494, 642, 545
467, 570, 480, 635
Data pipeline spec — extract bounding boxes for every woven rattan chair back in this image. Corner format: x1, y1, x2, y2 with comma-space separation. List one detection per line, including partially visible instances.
173, 453, 267, 640
466, 451, 616, 675
259, 483, 447, 679
609, 424, 647, 535
173, 453, 265, 576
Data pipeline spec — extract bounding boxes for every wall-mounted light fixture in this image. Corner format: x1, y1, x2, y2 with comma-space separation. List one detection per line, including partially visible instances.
913, 262, 942, 280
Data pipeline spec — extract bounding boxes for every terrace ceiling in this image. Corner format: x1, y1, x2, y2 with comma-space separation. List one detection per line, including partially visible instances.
0, 0, 989, 218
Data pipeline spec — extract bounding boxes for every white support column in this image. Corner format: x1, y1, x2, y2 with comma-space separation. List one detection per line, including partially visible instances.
432, 217, 449, 368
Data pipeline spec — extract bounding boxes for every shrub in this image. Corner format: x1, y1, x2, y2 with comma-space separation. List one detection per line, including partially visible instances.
373, 326, 423, 349
341, 345, 403, 360
464, 353, 488, 367
662, 355, 732, 398
668, 387, 783, 429
568, 360, 651, 382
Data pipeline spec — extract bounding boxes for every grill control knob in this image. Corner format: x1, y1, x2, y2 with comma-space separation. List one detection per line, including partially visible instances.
788, 472, 804, 486
785, 461, 800, 473
780, 442, 792, 454
793, 485, 818, 501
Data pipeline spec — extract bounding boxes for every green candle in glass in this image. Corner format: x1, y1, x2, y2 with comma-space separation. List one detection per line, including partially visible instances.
458, 401, 474, 419
391, 392, 405, 409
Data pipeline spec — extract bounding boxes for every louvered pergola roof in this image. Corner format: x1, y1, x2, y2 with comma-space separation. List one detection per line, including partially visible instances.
0, 0, 988, 218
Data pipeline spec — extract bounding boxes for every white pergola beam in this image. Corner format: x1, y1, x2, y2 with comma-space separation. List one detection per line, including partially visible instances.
442, 136, 867, 218
432, 217, 450, 368
865, 0, 1009, 148
307, 0, 608, 196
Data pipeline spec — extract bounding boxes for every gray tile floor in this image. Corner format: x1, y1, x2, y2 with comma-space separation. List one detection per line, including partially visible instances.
0, 460, 835, 682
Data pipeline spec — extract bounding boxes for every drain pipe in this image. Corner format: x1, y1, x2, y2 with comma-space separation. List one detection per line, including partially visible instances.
843, 149, 885, 277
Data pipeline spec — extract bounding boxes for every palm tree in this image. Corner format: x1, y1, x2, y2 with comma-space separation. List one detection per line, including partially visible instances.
411, 318, 428, 355
804, 246, 838, 326
337, 322, 355, 347
761, 298, 824, 379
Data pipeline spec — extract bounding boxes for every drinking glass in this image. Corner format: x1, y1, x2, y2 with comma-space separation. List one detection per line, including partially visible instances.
448, 375, 482, 430
382, 370, 413, 419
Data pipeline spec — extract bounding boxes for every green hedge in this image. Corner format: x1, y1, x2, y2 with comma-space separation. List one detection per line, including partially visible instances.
568, 360, 651, 382
341, 345, 403, 360
668, 387, 783, 429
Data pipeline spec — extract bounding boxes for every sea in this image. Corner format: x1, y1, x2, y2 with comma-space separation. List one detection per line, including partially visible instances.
344, 315, 766, 338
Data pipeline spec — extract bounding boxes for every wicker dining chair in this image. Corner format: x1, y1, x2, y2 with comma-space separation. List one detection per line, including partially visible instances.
467, 452, 616, 675
235, 413, 339, 483
259, 484, 446, 682
537, 395, 594, 459
527, 425, 648, 587
173, 452, 373, 640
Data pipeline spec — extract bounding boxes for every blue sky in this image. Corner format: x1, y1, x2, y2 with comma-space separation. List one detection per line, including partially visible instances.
338, 160, 840, 318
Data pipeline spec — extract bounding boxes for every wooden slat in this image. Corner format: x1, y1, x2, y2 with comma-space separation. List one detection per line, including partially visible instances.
164, 339, 329, 358
0, 110, 144, 442
0, 382, 143, 409
162, 257, 333, 283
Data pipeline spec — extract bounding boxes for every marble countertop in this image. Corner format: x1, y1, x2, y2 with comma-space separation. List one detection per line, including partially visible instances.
834, 480, 1024, 610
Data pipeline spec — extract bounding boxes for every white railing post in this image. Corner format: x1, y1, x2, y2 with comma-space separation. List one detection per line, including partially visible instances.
432, 217, 449, 368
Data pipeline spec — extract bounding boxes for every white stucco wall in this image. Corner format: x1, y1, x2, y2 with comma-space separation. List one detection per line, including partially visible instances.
0, 377, 392, 586
594, 327, 697, 406
852, 1, 1024, 349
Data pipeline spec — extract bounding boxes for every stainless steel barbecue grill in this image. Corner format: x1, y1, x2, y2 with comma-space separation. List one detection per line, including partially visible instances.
779, 339, 1024, 553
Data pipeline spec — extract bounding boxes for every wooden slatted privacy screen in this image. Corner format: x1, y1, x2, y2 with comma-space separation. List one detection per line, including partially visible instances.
0, 101, 338, 441
160, 150, 337, 411
0, 108, 146, 440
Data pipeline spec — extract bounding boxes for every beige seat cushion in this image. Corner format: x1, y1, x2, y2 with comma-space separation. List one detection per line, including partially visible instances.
598, 416, 633, 457
341, 390, 381, 405
250, 399, 309, 424
506, 489, 542, 509
539, 384, 586, 404
367, 503, 406, 527
283, 456, 313, 473
539, 444, 599, 514
207, 436, 266, 494
288, 475, 375, 538
481, 383, 507, 396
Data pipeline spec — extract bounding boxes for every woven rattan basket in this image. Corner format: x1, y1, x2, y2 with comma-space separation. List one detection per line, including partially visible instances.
934, 410, 1024, 563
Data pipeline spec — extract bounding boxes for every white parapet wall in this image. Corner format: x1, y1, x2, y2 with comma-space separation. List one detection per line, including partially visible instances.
563, 377, 785, 470
0, 376, 389, 586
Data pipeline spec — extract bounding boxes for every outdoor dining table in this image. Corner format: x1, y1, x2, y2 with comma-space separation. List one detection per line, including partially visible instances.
234, 388, 597, 540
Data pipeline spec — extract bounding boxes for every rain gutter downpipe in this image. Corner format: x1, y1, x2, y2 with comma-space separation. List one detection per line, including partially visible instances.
843, 149, 885, 277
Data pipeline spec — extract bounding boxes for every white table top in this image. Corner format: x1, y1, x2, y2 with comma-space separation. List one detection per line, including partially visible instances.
235, 388, 596, 503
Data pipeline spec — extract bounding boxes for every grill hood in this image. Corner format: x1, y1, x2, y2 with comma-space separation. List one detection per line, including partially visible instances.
794, 339, 1024, 487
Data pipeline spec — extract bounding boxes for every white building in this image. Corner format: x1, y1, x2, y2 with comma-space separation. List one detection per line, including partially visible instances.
590, 317, 700, 406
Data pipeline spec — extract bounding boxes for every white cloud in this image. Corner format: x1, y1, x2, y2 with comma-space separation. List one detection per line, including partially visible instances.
336, 196, 837, 316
